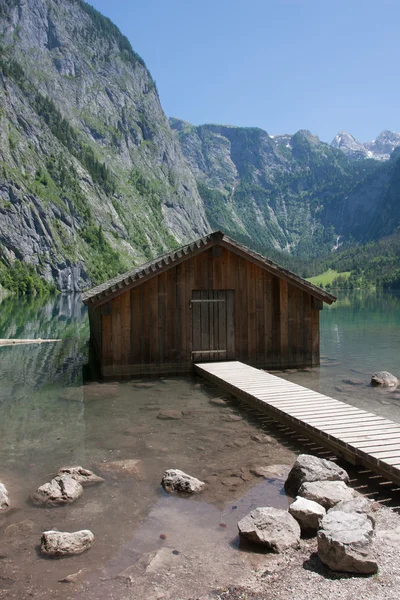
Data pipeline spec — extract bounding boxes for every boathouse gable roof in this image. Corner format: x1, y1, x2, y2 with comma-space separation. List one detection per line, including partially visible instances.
82, 231, 336, 307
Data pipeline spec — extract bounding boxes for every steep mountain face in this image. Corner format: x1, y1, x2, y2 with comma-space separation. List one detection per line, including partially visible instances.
170, 119, 384, 257
331, 130, 400, 161
0, 0, 209, 291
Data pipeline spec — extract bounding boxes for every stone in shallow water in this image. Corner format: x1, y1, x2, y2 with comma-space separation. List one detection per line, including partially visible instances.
371, 371, 398, 387
31, 476, 83, 506
318, 511, 377, 574
209, 397, 227, 406
237, 507, 301, 552
157, 410, 182, 420
99, 459, 143, 478
57, 466, 104, 485
250, 464, 290, 479
251, 434, 275, 444
0, 482, 10, 511
298, 480, 354, 509
41, 530, 94, 557
289, 496, 326, 533
285, 454, 349, 497
4, 519, 35, 538
161, 469, 205, 494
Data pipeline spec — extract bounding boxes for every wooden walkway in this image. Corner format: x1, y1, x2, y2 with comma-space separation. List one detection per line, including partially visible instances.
195, 361, 400, 486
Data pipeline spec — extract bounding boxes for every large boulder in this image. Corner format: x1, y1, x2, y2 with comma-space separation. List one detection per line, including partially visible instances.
237, 507, 301, 552
0, 482, 10, 511
371, 371, 398, 387
57, 466, 104, 485
318, 511, 378, 574
329, 496, 377, 527
285, 454, 349, 497
41, 530, 94, 557
31, 476, 83, 506
289, 496, 326, 534
161, 469, 205, 494
298, 480, 354, 509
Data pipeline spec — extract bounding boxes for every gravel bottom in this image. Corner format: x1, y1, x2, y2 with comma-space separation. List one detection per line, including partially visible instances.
191, 504, 400, 600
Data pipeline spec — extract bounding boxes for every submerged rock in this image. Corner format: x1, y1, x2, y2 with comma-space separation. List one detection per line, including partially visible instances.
209, 398, 227, 406
299, 480, 354, 509
99, 459, 143, 478
41, 530, 94, 557
31, 476, 83, 506
157, 410, 182, 420
161, 469, 205, 494
289, 496, 326, 534
371, 371, 398, 387
0, 482, 10, 511
238, 507, 300, 552
285, 454, 349, 497
57, 466, 104, 485
251, 434, 275, 444
4, 519, 34, 538
250, 464, 290, 479
318, 511, 377, 574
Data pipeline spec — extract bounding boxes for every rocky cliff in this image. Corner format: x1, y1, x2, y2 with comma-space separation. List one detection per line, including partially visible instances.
0, 0, 209, 291
170, 119, 387, 257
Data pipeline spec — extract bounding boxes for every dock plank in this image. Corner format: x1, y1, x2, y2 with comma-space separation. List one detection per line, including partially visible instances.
195, 361, 400, 486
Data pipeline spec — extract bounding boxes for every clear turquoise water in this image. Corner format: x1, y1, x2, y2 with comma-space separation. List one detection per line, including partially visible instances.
281, 289, 400, 423
1, 289, 400, 599
0, 292, 295, 599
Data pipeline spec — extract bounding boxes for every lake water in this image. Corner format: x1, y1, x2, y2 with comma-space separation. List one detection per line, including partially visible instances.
0, 289, 400, 599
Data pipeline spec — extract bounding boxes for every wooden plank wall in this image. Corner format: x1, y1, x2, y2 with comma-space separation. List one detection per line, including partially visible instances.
99, 247, 320, 377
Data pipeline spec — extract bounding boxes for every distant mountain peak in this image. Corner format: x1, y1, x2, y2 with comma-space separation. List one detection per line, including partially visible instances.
331, 130, 400, 161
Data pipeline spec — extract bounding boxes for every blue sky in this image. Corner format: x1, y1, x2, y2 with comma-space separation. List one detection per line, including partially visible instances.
90, 0, 399, 142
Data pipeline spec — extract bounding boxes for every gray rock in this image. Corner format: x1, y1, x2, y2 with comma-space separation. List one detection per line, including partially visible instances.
99, 459, 143, 478
289, 496, 326, 533
57, 466, 104, 485
31, 476, 83, 506
157, 410, 183, 420
41, 530, 94, 557
371, 371, 398, 387
285, 454, 349, 497
298, 480, 354, 509
0, 482, 10, 511
161, 469, 205, 494
251, 434, 275, 444
318, 511, 378, 574
209, 398, 227, 406
329, 496, 377, 527
237, 507, 301, 552
250, 464, 290, 479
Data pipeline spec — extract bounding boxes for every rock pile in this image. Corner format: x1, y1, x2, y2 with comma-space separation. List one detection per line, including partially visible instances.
238, 454, 379, 574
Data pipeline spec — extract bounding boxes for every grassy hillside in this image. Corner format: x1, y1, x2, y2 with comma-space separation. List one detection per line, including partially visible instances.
307, 270, 351, 287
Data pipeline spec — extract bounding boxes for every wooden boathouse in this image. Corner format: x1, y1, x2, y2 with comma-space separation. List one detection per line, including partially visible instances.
82, 231, 336, 377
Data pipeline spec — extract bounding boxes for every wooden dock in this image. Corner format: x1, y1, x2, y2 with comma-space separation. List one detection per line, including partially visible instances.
195, 361, 400, 486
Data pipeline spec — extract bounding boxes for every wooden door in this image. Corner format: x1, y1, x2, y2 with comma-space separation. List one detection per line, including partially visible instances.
191, 290, 235, 362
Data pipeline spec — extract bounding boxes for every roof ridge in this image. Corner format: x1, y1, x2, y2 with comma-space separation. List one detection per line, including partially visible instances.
82, 230, 336, 306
